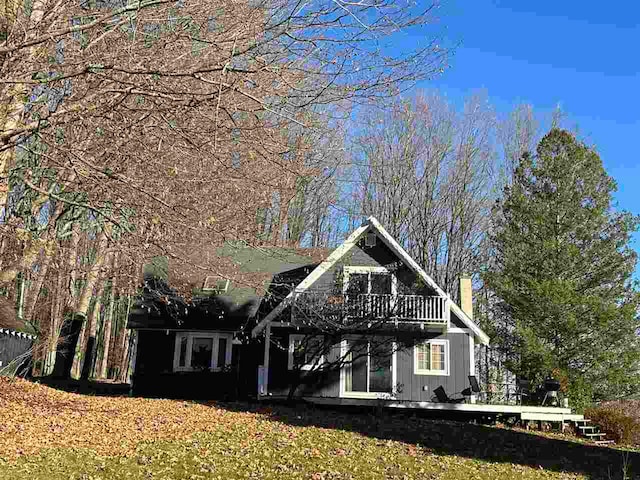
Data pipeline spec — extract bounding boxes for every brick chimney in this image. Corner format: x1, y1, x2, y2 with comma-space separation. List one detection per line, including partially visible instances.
459, 275, 473, 320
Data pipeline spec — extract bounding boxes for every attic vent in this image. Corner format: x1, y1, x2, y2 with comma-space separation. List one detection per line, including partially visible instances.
203, 277, 230, 294
365, 232, 377, 247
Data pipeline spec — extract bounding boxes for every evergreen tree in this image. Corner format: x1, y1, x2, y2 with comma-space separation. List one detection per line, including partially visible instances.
486, 128, 640, 408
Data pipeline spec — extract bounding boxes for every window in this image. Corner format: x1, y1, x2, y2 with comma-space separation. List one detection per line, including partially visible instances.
414, 339, 449, 376
343, 266, 397, 319
365, 232, 377, 247
341, 338, 396, 398
191, 337, 213, 369
288, 334, 325, 371
173, 332, 233, 372
178, 335, 188, 367
203, 277, 230, 294
343, 266, 396, 295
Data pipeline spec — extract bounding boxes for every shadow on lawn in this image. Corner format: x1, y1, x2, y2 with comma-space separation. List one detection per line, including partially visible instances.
27, 379, 638, 479
35, 375, 131, 396
216, 401, 639, 480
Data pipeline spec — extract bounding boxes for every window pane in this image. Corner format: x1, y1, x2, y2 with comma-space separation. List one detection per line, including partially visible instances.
292, 336, 323, 369
346, 273, 368, 295
431, 344, 445, 371
345, 340, 367, 392
369, 343, 392, 393
417, 344, 430, 371
217, 337, 228, 369
350, 355, 368, 392
191, 337, 213, 370
306, 337, 324, 366
370, 273, 392, 295
178, 336, 187, 367
344, 351, 352, 391
292, 338, 305, 368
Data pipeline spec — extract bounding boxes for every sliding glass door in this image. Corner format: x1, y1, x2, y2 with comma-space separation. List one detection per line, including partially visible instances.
342, 339, 394, 396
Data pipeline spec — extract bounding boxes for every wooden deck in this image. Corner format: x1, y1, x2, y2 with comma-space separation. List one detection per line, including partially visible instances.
260, 395, 584, 423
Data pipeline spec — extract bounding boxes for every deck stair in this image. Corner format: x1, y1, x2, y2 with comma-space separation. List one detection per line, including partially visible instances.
567, 417, 615, 445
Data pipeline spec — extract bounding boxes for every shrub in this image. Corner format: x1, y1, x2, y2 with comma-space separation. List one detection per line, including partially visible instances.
567, 375, 594, 413
586, 401, 640, 445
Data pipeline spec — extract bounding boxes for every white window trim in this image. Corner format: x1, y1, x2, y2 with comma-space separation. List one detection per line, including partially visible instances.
288, 334, 325, 371
469, 335, 475, 376
202, 277, 230, 294
173, 331, 233, 372
414, 339, 450, 376
339, 338, 397, 399
342, 266, 397, 295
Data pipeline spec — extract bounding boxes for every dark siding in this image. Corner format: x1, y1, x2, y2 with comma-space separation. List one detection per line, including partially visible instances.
267, 329, 340, 398
309, 240, 396, 296
131, 330, 253, 399
310, 265, 339, 295
266, 331, 290, 395
450, 311, 468, 329
134, 330, 176, 375
396, 331, 471, 401
0, 329, 33, 372
349, 241, 395, 267
265, 230, 472, 401
266, 329, 473, 402
303, 238, 438, 298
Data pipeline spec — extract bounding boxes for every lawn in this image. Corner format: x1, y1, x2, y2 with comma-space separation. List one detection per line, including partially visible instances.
0, 378, 637, 480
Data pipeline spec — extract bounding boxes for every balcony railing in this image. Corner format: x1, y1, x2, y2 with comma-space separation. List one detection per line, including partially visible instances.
291, 292, 448, 325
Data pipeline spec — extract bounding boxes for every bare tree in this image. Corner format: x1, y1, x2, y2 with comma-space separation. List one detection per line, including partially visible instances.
1, 0, 449, 379
497, 103, 538, 183
355, 91, 497, 300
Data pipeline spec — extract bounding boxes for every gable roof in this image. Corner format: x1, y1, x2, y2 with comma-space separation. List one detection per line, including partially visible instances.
251, 217, 490, 345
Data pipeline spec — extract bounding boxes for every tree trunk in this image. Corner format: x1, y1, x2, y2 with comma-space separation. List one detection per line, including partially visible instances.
116, 291, 133, 382
68, 227, 110, 379
66, 222, 81, 310
119, 328, 137, 384
44, 260, 66, 375
80, 281, 104, 381
70, 318, 87, 379
0, 196, 64, 287
118, 327, 132, 383
75, 230, 109, 318
98, 259, 116, 379
23, 250, 51, 324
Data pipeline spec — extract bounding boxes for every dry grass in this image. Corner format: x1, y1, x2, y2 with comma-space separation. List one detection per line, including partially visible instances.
0, 377, 246, 460
0, 378, 637, 480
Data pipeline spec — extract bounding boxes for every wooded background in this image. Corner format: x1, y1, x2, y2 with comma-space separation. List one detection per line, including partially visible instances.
1, 0, 636, 405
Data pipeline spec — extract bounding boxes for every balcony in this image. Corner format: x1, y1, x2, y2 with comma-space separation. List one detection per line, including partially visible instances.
290, 292, 449, 327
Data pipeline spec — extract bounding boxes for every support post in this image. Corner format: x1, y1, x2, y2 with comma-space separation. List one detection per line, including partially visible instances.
261, 323, 271, 396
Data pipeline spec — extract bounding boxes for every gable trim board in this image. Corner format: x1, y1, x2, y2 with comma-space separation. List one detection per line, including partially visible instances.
251, 217, 489, 345
251, 223, 369, 336
367, 217, 488, 345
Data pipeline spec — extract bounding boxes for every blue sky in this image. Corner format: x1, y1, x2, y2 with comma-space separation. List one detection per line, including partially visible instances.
407, 0, 639, 273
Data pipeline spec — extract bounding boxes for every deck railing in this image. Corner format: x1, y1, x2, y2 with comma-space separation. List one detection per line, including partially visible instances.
292, 292, 448, 325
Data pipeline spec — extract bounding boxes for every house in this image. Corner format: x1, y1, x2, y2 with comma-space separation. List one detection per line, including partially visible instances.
251, 217, 490, 404
127, 219, 586, 425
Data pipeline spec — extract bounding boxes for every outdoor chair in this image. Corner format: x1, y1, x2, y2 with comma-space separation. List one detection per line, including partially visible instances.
460, 375, 487, 403
433, 386, 464, 404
